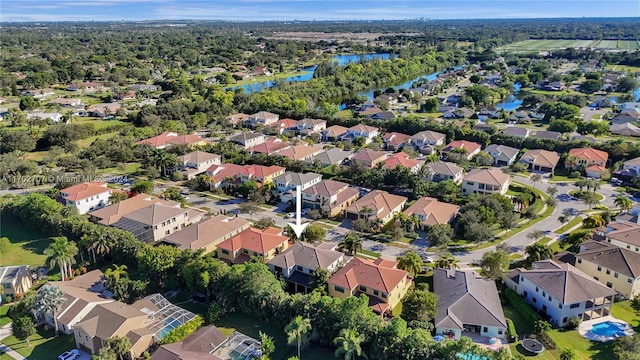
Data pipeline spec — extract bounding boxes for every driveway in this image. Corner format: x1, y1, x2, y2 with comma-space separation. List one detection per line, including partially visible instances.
580, 106, 608, 122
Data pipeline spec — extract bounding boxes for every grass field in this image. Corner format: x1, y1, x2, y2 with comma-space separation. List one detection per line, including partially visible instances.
498, 39, 640, 53
606, 64, 640, 73
0, 217, 50, 267
0, 329, 76, 360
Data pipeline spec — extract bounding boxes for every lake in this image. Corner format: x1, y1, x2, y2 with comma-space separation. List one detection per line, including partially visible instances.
496, 83, 523, 111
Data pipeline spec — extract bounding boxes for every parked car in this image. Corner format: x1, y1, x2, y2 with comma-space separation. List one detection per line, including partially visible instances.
58, 349, 80, 360
287, 212, 295, 218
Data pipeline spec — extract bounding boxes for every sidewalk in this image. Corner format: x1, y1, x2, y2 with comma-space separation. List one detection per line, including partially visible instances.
0, 323, 26, 360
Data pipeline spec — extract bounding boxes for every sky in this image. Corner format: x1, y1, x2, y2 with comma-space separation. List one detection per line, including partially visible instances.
3, 0, 639, 22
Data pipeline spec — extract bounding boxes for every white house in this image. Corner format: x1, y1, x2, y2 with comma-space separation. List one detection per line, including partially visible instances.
177, 151, 222, 180
60, 182, 121, 214
461, 168, 511, 196
623, 157, 640, 177
504, 260, 616, 327
273, 172, 323, 202
295, 118, 327, 135
341, 124, 379, 144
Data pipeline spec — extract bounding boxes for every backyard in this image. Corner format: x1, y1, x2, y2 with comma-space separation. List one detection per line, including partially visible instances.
0, 216, 50, 267
0, 328, 75, 360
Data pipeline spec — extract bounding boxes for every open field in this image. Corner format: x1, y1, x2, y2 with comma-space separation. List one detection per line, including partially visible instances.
498, 39, 640, 53
0, 329, 76, 360
0, 217, 50, 267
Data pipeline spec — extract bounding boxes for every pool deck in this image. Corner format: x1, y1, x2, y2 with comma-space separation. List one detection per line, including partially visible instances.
578, 315, 636, 342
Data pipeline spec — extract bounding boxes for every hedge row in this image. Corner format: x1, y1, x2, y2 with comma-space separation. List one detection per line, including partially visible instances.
158, 315, 204, 345
505, 318, 518, 342
504, 288, 543, 328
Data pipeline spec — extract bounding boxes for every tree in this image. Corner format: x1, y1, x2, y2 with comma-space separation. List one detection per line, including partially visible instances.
13, 316, 37, 347
525, 243, 553, 262
527, 229, 545, 242
310, 268, 331, 291
548, 119, 577, 134
396, 251, 423, 277
34, 284, 66, 334
93, 344, 117, 360
302, 224, 326, 243
334, 328, 366, 360
286, 316, 311, 360
19, 96, 39, 111
498, 211, 520, 234
582, 191, 600, 209
338, 232, 363, 255
579, 79, 603, 94
547, 186, 558, 198
421, 97, 439, 113
238, 201, 261, 219
253, 217, 276, 230
105, 264, 128, 285
131, 180, 154, 194
614, 335, 640, 360
617, 76, 638, 93
560, 349, 576, 360
615, 195, 633, 213
530, 174, 542, 188
630, 297, 640, 315
44, 236, 78, 281
434, 253, 460, 270
465, 222, 493, 243
106, 336, 131, 360
401, 284, 437, 329
0, 237, 9, 254
480, 250, 509, 280
109, 192, 128, 204
583, 214, 606, 229
260, 331, 275, 360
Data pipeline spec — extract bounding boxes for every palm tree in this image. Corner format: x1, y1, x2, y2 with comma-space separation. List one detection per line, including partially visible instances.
285, 316, 312, 360
338, 232, 363, 255
434, 253, 460, 270
526, 229, 545, 242
614, 195, 633, 213
582, 215, 606, 229
105, 265, 128, 284
547, 186, 558, 198
34, 284, 66, 334
88, 227, 114, 262
334, 328, 366, 360
396, 251, 423, 277
530, 174, 542, 188
525, 243, 553, 262
44, 236, 78, 281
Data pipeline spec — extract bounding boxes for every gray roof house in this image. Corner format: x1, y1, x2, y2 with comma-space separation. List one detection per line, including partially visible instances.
426, 162, 464, 184
274, 171, 323, 202
268, 242, 349, 293
307, 148, 355, 167
484, 144, 520, 166
434, 269, 507, 340
503, 126, 531, 138
535, 130, 562, 141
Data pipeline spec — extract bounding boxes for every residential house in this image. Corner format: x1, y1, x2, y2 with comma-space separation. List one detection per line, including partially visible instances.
358, 107, 383, 117
327, 257, 412, 315
473, 123, 494, 134
22, 88, 55, 98
87, 103, 121, 118
383, 132, 411, 151
269, 118, 298, 134
205, 163, 246, 188
372, 111, 396, 120
534, 130, 562, 141
89, 195, 163, 226
479, 106, 500, 119
623, 157, 640, 177
162, 215, 251, 255
344, 190, 407, 226
322, 125, 348, 141
74, 294, 196, 359
151, 326, 259, 360
295, 118, 327, 135
443, 107, 474, 119
48, 98, 82, 107
611, 123, 640, 137
247, 111, 279, 126
275, 144, 323, 162
503, 126, 531, 138
410, 130, 446, 149
268, 242, 349, 293
537, 80, 565, 91
341, 124, 380, 145
248, 137, 291, 155
112, 90, 136, 101
227, 113, 250, 127
503, 260, 616, 327
575, 240, 640, 299
61, 182, 122, 214
442, 140, 482, 160
586, 165, 607, 179
216, 227, 289, 264
462, 168, 511, 196
228, 131, 265, 149
403, 197, 459, 230
238, 165, 286, 185
434, 269, 507, 340
301, 180, 361, 217
508, 111, 532, 124
602, 224, 640, 253
0, 266, 33, 302
484, 144, 520, 166
383, 152, 421, 173
177, 151, 221, 180
426, 162, 464, 184
137, 131, 206, 149
112, 201, 202, 243
274, 171, 323, 202
26, 112, 63, 123
307, 148, 355, 167
350, 149, 388, 169
567, 148, 609, 171
129, 84, 160, 92
519, 149, 561, 173
42, 270, 114, 335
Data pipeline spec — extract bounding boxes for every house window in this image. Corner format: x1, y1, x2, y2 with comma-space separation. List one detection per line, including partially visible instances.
597, 266, 602, 271
359, 285, 366, 292
548, 295, 552, 301
373, 290, 379, 296
335, 286, 345, 293
535, 287, 539, 292
615, 272, 619, 278
296, 266, 303, 271
532, 297, 537, 303
243, 249, 249, 254
594, 276, 599, 281
577, 259, 582, 264
498, 329, 503, 335
562, 317, 568, 324
628, 245, 631, 249
607, 282, 613, 288
165, 230, 170, 235
629, 278, 634, 284
606, 269, 611, 275
570, 303, 580, 309
523, 290, 528, 297
253, 252, 258, 256
542, 291, 546, 297
85, 335, 88, 341
483, 327, 488, 333
222, 249, 229, 255
559, 303, 563, 309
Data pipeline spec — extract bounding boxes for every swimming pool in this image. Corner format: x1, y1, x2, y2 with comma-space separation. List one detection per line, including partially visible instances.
590, 321, 628, 337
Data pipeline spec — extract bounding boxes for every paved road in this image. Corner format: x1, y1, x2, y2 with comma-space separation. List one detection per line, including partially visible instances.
453, 174, 619, 264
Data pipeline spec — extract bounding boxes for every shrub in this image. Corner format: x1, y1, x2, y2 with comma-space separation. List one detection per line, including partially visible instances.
567, 316, 581, 329
159, 315, 204, 345
4, 295, 12, 303
405, 232, 420, 239
206, 302, 224, 324
506, 318, 518, 342
504, 288, 543, 326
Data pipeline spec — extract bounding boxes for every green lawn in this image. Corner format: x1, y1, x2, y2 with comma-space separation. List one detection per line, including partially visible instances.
503, 304, 534, 335
0, 328, 76, 360
0, 304, 11, 326
75, 131, 119, 148
0, 217, 51, 267
233, 70, 313, 86
569, 190, 604, 202
554, 216, 584, 233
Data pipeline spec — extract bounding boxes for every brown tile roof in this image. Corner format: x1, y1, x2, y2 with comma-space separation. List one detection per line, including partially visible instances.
442, 140, 481, 154
328, 257, 409, 293
352, 149, 387, 164
136, 131, 205, 148
324, 125, 348, 137
119, 201, 186, 226
239, 164, 286, 179
217, 227, 288, 255
606, 226, 640, 247
568, 148, 609, 163
275, 144, 322, 161
152, 326, 227, 360
302, 179, 350, 198
410, 130, 446, 144
162, 215, 251, 251
463, 168, 511, 187
345, 190, 407, 221
427, 161, 463, 176
403, 197, 459, 226
383, 132, 410, 146
76, 301, 146, 339
270, 118, 298, 130
206, 163, 246, 184
348, 124, 379, 133
520, 149, 561, 168
268, 242, 345, 272
249, 137, 291, 155
61, 182, 110, 201
383, 152, 421, 170
577, 240, 640, 278
89, 195, 162, 225
178, 151, 220, 165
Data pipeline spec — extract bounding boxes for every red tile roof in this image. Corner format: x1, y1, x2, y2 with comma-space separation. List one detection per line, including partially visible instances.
136, 131, 204, 148
383, 132, 410, 147
442, 140, 481, 154
568, 148, 609, 163
61, 182, 111, 201
239, 164, 285, 179
206, 163, 246, 183
217, 227, 288, 255
383, 152, 421, 170
328, 257, 409, 293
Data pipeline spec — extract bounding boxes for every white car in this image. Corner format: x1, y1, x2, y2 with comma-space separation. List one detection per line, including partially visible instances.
287, 212, 295, 218
58, 349, 80, 360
